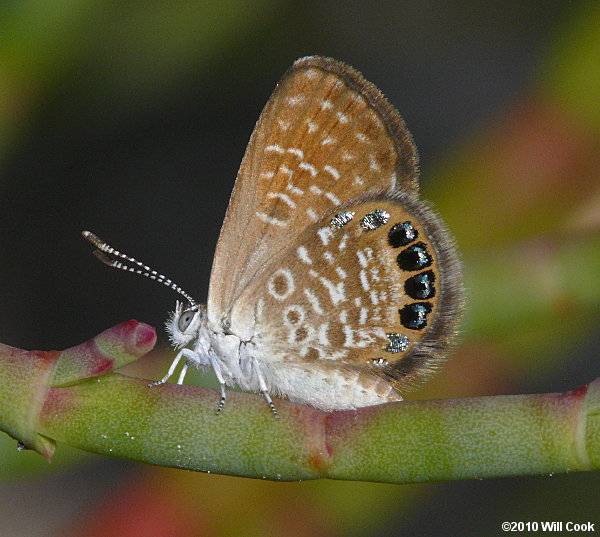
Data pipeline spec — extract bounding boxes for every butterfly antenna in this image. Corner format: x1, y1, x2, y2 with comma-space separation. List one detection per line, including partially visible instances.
82, 231, 198, 309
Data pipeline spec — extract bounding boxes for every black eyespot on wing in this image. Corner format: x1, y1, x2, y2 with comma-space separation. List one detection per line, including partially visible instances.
361, 209, 390, 230
405, 270, 436, 300
388, 221, 418, 248
397, 242, 432, 271
399, 302, 432, 330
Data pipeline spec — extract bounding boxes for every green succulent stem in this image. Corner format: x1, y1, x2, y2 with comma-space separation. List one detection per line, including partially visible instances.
0, 322, 598, 483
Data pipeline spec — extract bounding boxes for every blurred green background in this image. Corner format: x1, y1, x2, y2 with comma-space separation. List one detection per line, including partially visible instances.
0, 1, 599, 536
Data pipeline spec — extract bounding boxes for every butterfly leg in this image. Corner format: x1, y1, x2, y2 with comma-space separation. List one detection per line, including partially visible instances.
148, 348, 196, 387
208, 352, 228, 414
252, 359, 279, 419
176, 363, 189, 385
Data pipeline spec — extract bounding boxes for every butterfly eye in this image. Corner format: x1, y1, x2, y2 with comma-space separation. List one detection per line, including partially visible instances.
178, 309, 196, 333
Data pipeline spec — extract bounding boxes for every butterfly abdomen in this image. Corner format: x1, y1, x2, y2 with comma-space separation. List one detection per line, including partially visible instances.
265, 362, 402, 412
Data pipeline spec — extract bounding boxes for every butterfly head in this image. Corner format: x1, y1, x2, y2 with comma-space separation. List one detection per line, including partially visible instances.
166, 301, 205, 349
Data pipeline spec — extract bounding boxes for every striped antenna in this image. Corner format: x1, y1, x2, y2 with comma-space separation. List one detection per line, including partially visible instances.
82, 231, 198, 309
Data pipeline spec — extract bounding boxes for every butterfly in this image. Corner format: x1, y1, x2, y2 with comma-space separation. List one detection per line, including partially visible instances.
83, 56, 463, 416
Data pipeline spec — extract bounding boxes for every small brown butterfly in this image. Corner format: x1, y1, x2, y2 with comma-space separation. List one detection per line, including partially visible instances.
84, 56, 463, 416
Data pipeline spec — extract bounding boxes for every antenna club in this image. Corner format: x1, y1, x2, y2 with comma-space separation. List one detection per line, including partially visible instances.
82, 230, 104, 249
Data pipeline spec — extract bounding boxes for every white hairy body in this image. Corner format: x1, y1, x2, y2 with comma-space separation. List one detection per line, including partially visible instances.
165, 306, 399, 412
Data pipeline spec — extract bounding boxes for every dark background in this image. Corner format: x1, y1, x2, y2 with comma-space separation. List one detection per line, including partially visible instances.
0, 1, 569, 350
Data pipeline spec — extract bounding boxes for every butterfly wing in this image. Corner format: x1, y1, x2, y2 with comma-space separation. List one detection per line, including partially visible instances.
226, 191, 462, 410
207, 56, 419, 327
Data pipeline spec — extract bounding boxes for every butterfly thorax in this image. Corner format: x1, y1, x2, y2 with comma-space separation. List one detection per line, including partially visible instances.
165, 301, 263, 392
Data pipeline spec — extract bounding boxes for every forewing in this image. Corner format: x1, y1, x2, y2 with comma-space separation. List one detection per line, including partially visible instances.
229, 192, 462, 388
208, 56, 419, 325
